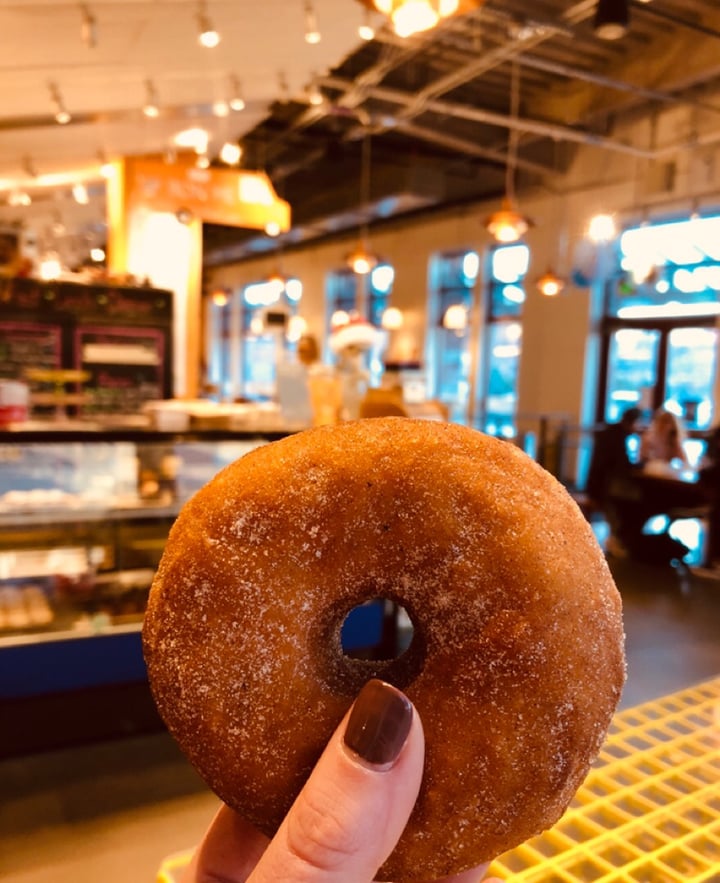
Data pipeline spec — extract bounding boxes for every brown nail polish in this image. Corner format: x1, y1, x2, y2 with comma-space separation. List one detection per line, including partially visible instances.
343, 679, 413, 768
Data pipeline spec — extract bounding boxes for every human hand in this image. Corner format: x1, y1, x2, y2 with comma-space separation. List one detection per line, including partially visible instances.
181, 678, 501, 883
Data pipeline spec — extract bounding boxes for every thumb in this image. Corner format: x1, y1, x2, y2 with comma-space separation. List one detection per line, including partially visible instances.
248, 679, 423, 883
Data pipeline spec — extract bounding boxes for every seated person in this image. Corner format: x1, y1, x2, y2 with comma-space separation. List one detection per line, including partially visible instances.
585, 407, 643, 554
640, 408, 689, 468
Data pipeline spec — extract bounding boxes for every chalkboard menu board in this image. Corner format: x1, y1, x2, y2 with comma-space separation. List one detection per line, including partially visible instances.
0, 278, 173, 409
76, 326, 166, 415
0, 322, 62, 380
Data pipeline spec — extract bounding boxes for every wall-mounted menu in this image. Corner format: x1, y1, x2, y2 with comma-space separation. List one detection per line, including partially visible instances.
0, 322, 62, 380
76, 327, 166, 415
0, 277, 173, 411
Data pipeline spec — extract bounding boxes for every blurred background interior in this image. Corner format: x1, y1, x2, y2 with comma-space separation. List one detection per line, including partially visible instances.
1, 1, 720, 881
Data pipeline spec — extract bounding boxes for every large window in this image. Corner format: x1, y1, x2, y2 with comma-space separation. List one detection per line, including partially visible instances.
599, 216, 720, 429
480, 243, 529, 437
206, 277, 303, 402
426, 251, 479, 423
326, 264, 395, 330
326, 264, 394, 382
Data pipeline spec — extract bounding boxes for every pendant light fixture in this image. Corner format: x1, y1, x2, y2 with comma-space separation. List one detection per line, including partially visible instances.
346, 134, 379, 275
594, 0, 629, 40
484, 62, 532, 244
197, 0, 220, 47
536, 268, 566, 297
356, 0, 484, 38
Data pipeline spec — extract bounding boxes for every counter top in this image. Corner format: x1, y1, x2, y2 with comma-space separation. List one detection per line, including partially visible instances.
0, 422, 306, 444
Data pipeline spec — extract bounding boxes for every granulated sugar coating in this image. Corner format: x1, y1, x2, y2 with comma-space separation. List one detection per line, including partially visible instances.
142, 417, 626, 881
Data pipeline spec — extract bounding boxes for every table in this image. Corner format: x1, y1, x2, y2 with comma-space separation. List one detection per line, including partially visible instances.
156, 677, 720, 883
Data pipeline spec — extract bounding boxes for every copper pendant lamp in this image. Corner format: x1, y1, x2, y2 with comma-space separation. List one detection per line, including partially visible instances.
484, 61, 532, 244
356, 0, 485, 38
536, 267, 566, 297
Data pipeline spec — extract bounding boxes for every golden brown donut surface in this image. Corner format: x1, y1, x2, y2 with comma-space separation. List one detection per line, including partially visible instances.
142, 417, 625, 881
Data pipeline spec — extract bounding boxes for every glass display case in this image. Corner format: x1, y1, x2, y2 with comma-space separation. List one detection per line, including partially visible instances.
0, 427, 292, 714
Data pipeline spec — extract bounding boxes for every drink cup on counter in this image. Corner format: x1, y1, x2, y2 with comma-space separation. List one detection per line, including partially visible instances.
0, 381, 29, 428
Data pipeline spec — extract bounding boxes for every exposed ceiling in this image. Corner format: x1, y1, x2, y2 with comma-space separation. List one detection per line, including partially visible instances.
2, 0, 720, 269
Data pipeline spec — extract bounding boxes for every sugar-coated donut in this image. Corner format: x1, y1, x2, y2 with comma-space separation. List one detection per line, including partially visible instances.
143, 417, 625, 881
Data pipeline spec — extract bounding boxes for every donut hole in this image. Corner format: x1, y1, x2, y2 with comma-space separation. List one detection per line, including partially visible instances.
340, 598, 414, 661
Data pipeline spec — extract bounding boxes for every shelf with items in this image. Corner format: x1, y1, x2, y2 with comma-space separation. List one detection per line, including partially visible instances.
0, 429, 293, 699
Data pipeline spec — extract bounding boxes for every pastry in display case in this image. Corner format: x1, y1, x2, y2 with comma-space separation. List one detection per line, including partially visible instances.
0, 428, 286, 707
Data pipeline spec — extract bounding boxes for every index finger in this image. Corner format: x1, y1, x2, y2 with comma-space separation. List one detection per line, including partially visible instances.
180, 803, 269, 883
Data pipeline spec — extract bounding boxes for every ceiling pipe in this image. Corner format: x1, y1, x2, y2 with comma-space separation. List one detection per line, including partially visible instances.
392, 121, 553, 176
511, 53, 720, 118
322, 75, 656, 159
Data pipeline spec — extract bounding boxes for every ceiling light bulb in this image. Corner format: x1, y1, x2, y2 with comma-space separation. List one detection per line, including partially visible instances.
80, 4, 97, 48
594, 0, 629, 40
173, 127, 209, 152
484, 198, 531, 243
229, 77, 246, 111
7, 191, 32, 207
588, 212, 616, 243
100, 162, 115, 179
48, 81, 72, 124
307, 81, 324, 106
358, 8, 375, 39
347, 244, 378, 275
197, 2, 220, 47
442, 304, 467, 332
219, 141, 242, 165
381, 306, 403, 330
90, 247, 105, 262
536, 268, 566, 297
143, 79, 160, 117
392, 0, 439, 37
198, 23, 220, 47
212, 99, 229, 117
72, 182, 90, 205
304, 1, 321, 43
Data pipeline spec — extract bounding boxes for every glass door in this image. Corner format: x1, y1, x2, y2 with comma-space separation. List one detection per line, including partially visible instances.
665, 326, 717, 429
601, 321, 717, 430
603, 328, 660, 423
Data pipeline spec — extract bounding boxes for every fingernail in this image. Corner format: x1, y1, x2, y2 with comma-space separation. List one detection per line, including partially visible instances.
343, 679, 413, 769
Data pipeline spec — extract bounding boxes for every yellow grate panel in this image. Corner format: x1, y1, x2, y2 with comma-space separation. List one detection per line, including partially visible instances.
488, 676, 720, 882
157, 677, 720, 882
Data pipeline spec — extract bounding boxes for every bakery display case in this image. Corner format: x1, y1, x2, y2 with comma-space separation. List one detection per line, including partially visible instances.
0, 427, 291, 710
